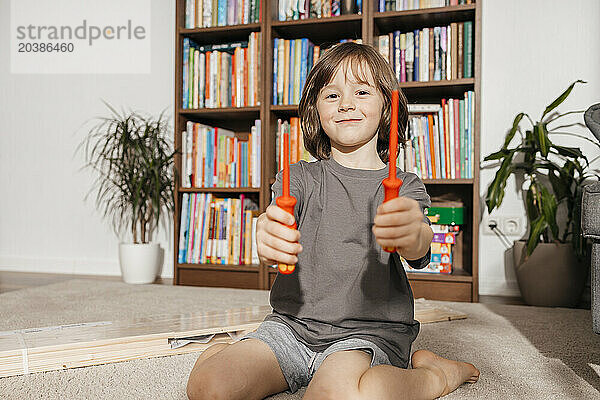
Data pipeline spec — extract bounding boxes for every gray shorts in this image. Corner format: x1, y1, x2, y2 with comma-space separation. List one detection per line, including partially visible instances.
238, 320, 391, 393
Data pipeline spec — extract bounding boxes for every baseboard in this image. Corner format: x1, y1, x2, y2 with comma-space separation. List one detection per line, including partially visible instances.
478, 278, 522, 297
0, 255, 174, 278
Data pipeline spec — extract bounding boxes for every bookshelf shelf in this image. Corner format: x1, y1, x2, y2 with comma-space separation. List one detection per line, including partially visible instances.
179, 263, 260, 272
271, 13, 362, 27
400, 78, 474, 88
271, 15, 362, 44
423, 178, 474, 184
407, 270, 472, 282
174, 0, 481, 302
179, 106, 260, 115
179, 23, 261, 44
374, 4, 476, 32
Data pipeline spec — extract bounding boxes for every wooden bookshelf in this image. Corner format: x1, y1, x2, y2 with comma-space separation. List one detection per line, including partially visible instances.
173, 0, 481, 302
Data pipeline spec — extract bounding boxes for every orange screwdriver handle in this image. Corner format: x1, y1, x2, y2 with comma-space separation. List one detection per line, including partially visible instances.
276, 196, 297, 274
276, 130, 297, 274
382, 90, 403, 253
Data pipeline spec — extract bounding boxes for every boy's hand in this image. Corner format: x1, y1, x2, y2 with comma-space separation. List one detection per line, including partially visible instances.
256, 205, 302, 266
372, 197, 432, 260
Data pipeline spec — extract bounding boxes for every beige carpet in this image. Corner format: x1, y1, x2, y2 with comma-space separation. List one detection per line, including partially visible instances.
0, 279, 599, 399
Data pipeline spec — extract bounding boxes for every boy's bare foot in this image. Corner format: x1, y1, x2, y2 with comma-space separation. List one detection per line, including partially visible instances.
411, 349, 480, 397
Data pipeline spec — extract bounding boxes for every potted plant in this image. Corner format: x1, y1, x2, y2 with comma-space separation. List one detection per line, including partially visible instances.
484, 80, 600, 307
80, 103, 176, 284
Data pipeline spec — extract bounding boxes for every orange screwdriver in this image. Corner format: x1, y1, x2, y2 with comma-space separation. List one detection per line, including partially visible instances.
382, 90, 404, 253
276, 130, 297, 274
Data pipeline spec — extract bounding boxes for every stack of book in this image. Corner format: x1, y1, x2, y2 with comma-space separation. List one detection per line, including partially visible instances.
376, 22, 473, 82
185, 0, 261, 28
181, 120, 261, 188
183, 33, 261, 109
403, 202, 464, 274
178, 193, 260, 265
272, 38, 318, 106
272, 38, 361, 105
404, 91, 474, 179
379, 0, 473, 12
278, 0, 362, 21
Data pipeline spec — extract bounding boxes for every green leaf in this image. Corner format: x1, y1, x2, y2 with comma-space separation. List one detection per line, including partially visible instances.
504, 113, 526, 149
534, 123, 551, 157
526, 215, 548, 256
548, 169, 569, 201
483, 149, 510, 161
551, 144, 585, 160
541, 80, 586, 120
485, 152, 514, 213
539, 184, 558, 240
525, 186, 539, 223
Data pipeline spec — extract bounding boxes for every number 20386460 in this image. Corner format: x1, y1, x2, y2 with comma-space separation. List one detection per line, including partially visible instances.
18, 42, 74, 52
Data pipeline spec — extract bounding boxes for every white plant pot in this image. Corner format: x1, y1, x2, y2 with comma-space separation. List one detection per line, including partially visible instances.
118, 243, 163, 284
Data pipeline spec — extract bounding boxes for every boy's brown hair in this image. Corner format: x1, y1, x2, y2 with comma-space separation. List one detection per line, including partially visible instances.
298, 42, 408, 163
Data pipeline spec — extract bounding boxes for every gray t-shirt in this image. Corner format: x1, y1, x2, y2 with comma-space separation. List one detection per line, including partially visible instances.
265, 157, 431, 368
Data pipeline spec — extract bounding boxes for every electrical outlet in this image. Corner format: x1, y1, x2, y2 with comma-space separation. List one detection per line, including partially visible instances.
502, 216, 524, 236
482, 216, 501, 235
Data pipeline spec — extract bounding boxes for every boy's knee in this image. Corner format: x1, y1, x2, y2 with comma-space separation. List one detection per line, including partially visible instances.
186, 370, 228, 400
304, 382, 361, 400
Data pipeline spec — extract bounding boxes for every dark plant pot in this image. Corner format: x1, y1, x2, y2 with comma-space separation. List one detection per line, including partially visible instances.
512, 241, 588, 307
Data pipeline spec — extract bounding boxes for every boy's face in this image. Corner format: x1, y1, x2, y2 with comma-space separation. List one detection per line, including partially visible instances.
316, 61, 384, 153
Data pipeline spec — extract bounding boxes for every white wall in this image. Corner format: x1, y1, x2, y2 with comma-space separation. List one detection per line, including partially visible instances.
479, 0, 600, 295
0, 0, 599, 294
0, 0, 176, 277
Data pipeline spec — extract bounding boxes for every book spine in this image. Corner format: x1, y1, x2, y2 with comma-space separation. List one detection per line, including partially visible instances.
428, 27, 434, 81
453, 98, 460, 179
182, 129, 188, 187
427, 113, 436, 179
227, 0, 234, 25
288, 39, 295, 104
440, 26, 446, 80
433, 114, 441, 178
438, 107, 445, 178
193, 50, 199, 108
459, 98, 465, 178
257, 119, 261, 186
294, 39, 301, 104
198, 192, 207, 263
187, 193, 197, 263
311, 0, 322, 18
251, 216, 259, 264
457, 22, 463, 79
283, 40, 290, 105
300, 38, 308, 101
205, 201, 213, 262
448, 99, 454, 178
443, 100, 450, 178
183, 38, 190, 108
400, 33, 406, 82
273, 38, 278, 105
433, 27, 440, 81
203, 0, 211, 27
406, 32, 414, 82
212, 0, 218, 26
393, 31, 400, 83
450, 22, 457, 79
178, 193, 189, 263
464, 20, 472, 78
413, 29, 419, 82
